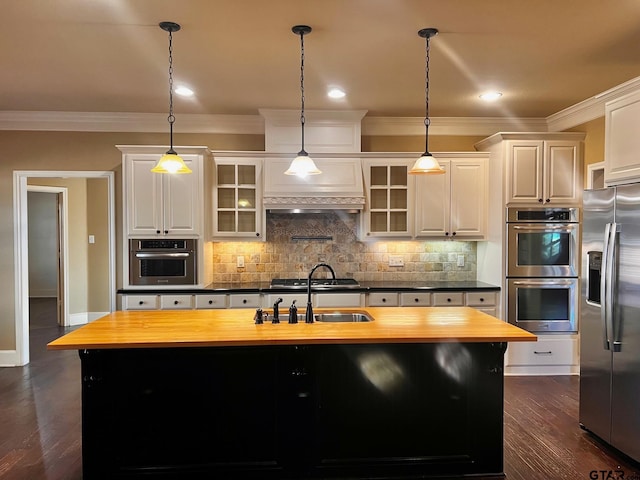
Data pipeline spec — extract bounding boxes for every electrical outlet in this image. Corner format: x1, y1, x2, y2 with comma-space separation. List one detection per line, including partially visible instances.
389, 255, 404, 267
237, 256, 245, 268
457, 255, 465, 267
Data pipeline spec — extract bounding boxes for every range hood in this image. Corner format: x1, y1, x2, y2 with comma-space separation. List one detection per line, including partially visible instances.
263, 157, 365, 212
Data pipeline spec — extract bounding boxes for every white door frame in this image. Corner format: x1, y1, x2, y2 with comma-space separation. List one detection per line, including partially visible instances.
27, 185, 70, 326
14, 171, 116, 366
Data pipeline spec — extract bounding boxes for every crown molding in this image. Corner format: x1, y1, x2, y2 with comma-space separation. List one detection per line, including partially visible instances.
0, 111, 264, 134
1, 76, 639, 136
361, 116, 548, 136
546, 75, 640, 131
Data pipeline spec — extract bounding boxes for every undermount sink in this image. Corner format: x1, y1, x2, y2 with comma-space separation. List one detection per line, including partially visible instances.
314, 312, 373, 323
261, 311, 374, 323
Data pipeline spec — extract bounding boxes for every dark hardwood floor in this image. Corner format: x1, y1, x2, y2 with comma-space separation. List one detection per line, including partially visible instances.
1, 298, 639, 479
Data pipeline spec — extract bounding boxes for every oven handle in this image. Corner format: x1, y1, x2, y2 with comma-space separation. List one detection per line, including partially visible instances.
511, 279, 575, 286
135, 252, 191, 259
510, 225, 576, 231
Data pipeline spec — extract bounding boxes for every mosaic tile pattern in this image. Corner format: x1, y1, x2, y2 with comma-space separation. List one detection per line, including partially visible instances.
211, 212, 477, 283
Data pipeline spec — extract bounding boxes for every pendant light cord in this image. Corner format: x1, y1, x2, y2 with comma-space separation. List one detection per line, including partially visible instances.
423, 32, 431, 155
299, 29, 307, 155
167, 29, 176, 154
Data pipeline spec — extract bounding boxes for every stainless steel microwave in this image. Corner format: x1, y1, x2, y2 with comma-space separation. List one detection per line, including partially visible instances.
129, 239, 197, 286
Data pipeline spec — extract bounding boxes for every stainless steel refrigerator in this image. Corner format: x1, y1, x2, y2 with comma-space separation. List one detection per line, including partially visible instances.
580, 184, 640, 462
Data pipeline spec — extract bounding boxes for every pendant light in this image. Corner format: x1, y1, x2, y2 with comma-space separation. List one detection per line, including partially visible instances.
151, 21, 192, 174
284, 25, 321, 177
409, 28, 445, 175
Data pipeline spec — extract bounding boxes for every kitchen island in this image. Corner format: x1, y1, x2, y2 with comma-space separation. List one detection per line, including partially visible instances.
48, 307, 536, 480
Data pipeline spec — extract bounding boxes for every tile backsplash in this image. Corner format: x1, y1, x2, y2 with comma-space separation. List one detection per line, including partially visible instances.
211, 212, 477, 283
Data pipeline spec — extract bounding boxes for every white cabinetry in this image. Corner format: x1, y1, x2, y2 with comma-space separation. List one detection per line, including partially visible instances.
506, 334, 579, 375
415, 155, 488, 239
366, 292, 399, 307
506, 139, 582, 205
362, 159, 413, 239
122, 294, 159, 310
120, 146, 207, 237
604, 89, 640, 186
212, 156, 264, 240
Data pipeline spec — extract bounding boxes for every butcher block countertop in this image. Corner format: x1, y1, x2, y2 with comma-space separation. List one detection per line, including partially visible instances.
48, 307, 536, 350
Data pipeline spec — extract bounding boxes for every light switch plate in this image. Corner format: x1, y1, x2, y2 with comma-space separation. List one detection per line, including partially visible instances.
457, 255, 465, 267
237, 256, 245, 268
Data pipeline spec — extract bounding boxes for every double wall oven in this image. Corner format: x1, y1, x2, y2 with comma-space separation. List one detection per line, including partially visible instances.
506, 207, 579, 333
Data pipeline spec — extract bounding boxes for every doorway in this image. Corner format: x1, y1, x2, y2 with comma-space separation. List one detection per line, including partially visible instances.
14, 171, 116, 366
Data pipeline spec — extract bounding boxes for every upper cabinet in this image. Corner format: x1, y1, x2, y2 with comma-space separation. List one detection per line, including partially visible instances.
362, 158, 414, 239
506, 139, 583, 205
415, 155, 488, 240
605, 89, 640, 186
120, 146, 208, 238
211, 155, 264, 240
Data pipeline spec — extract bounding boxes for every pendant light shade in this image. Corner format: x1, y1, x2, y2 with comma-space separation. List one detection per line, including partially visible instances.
152, 21, 192, 175
285, 25, 321, 177
409, 27, 445, 175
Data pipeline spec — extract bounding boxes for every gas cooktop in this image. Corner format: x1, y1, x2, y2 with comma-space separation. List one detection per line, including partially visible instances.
270, 278, 361, 289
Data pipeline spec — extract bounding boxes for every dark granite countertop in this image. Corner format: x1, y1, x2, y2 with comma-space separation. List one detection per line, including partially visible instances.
118, 281, 499, 295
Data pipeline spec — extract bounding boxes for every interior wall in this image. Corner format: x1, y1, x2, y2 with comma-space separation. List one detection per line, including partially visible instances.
87, 178, 111, 312
27, 192, 58, 297
567, 116, 605, 176
0, 130, 262, 351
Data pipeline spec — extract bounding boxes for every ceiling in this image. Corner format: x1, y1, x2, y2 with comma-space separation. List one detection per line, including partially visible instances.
3, 0, 640, 121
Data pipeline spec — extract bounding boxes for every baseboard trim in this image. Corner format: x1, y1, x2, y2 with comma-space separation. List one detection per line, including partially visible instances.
69, 311, 109, 326
0, 350, 22, 367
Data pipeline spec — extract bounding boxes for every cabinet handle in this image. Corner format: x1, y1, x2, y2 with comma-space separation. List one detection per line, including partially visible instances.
534, 350, 553, 355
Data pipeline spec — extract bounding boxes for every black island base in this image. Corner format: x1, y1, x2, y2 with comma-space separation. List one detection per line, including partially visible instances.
79, 342, 508, 479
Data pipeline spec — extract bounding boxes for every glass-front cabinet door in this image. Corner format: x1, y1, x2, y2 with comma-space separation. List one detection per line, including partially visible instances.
212, 157, 264, 240
363, 159, 414, 238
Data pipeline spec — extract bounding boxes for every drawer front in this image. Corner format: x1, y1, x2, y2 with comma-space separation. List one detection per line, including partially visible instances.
195, 294, 227, 309
432, 292, 464, 306
160, 295, 193, 310
314, 293, 363, 308
228, 294, 261, 308
475, 307, 497, 317
123, 295, 158, 310
366, 292, 399, 307
399, 292, 432, 306
507, 338, 577, 366
466, 292, 497, 307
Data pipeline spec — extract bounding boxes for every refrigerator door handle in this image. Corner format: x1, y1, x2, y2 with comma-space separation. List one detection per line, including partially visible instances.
610, 223, 622, 352
602, 222, 617, 351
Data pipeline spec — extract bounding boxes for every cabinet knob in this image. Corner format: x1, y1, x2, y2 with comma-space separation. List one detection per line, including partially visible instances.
414, 298, 419, 303
447, 298, 452, 303
243, 299, 247, 304
174, 300, 179, 305
208, 300, 213, 305
545, 198, 550, 203
538, 198, 543, 203
452, 232, 457, 236
138, 300, 144, 305
445, 232, 450, 236
255, 232, 260, 237
156, 230, 161, 234
164, 230, 169, 234
382, 298, 386, 303
480, 298, 485, 302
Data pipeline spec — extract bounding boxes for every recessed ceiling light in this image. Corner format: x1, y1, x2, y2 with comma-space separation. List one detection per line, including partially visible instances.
175, 85, 194, 97
479, 91, 502, 102
327, 87, 346, 99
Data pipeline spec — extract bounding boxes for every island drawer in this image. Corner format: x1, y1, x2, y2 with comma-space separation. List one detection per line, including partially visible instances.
466, 292, 497, 307
366, 292, 399, 306
507, 337, 577, 366
228, 293, 261, 308
432, 292, 464, 306
195, 294, 227, 309
122, 295, 159, 310
400, 292, 432, 306
160, 295, 193, 310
